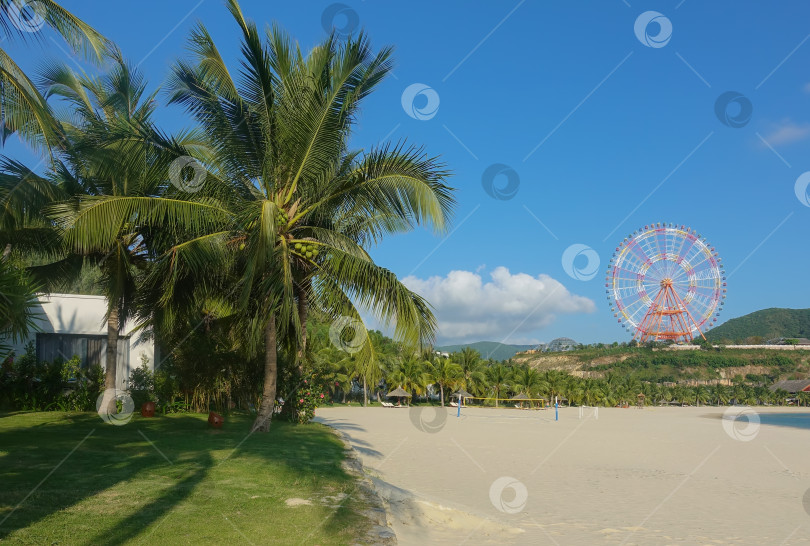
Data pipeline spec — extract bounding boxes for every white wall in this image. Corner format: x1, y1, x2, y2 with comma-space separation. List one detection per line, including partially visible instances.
11, 293, 155, 389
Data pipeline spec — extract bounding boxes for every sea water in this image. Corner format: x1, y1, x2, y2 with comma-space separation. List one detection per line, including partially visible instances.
757, 412, 810, 430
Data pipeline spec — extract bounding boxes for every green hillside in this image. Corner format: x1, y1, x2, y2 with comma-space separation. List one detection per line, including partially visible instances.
706, 308, 810, 342
513, 345, 810, 384
435, 341, 535, 361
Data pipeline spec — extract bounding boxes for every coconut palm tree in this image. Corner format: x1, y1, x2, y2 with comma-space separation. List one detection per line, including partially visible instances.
512, 365, 543, 407
65, 1, 455, 431
38, 57, 195, 413
710, 384, 729, 406
388, 355, 429, 399
693, 385, 709, 407
0, 258, 39, 357
485, 363, 511, 407
0, 0, 110, 152
426, 357, 461, 407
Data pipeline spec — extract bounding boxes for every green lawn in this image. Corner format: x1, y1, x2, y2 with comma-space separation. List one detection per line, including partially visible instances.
0, 411, 370, 545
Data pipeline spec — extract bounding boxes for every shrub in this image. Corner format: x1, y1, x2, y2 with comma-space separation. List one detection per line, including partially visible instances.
128, 357, 156, 408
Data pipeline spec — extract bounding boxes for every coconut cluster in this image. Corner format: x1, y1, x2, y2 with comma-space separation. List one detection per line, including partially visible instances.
294, 242, 319, 259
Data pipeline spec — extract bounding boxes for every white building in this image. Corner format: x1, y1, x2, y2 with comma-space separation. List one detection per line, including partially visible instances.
10, 293, 156, 389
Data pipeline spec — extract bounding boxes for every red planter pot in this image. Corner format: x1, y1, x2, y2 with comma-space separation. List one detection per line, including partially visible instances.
141, 401, 156, 417
208, 411, 224, 428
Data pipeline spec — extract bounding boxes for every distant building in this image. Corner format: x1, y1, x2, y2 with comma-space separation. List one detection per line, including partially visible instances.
766, 337, 810, 346
546, 337, 578, 352
434, 351, 450, 358
769, 380, 810, 393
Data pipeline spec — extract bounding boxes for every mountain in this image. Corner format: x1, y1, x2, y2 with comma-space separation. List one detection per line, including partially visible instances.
434, 341, 536, 361
706, 308, 810, 342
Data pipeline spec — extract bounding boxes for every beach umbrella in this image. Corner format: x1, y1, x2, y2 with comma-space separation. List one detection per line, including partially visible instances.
511, 392, 531, 409
453, 389, 474, 399
386, 387, 412, 398
386, 386, 411, 406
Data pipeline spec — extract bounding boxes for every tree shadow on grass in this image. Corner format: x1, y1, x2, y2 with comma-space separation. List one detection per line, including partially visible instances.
0, 411, 366, 543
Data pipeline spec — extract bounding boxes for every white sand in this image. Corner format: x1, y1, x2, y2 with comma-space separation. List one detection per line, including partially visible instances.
316, 406, 810, 545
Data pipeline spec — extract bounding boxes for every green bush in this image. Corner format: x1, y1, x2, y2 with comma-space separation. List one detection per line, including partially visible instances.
128, 358, 156, 408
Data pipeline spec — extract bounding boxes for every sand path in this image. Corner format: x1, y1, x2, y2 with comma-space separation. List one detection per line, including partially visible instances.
316, 406, 810, 545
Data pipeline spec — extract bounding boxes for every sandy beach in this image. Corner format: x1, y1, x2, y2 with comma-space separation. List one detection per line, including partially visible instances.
316, 406, 810, 545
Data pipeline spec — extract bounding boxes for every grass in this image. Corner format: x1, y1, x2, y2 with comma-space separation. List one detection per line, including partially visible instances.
0, 411, 370, 545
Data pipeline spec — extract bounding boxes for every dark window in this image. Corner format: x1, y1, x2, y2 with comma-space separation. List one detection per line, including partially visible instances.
36, 333, 129, 370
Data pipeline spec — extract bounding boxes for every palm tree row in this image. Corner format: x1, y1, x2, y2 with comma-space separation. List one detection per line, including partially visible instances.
0, 0, 455, 431
314, 343, 804, 408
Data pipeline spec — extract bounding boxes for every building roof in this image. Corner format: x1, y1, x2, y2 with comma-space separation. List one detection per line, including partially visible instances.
769, 380, 810, 393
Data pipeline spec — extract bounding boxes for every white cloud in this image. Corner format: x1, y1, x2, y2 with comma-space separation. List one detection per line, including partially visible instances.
760, 118, 810, 146
402, 267, 596, 344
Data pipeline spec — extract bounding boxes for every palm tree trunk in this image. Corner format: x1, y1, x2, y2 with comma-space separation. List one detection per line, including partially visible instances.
440, 383, 444, 407
363, 376, 368, 407
100, 307, 119, 415
252, 314, 278, 432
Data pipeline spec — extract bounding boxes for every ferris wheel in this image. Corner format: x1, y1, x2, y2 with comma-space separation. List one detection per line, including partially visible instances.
606, 223, 726, 343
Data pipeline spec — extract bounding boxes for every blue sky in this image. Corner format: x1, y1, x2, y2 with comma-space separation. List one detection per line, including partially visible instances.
6, 1, 810, 345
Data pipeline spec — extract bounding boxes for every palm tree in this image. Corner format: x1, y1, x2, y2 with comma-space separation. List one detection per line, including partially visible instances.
693, 385, 709, 407
68, 1, 455, 432
0, 258, 39, 357
544, 370, 567, 405
41, 58, 181, 413
426, 357, 461, 406
512, 365, 542, 407
388, 355, 429, 399
484, 363, 511, 407
0, 0, 110, 152
710, 384, 729, 406
455, 347, 486, 394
